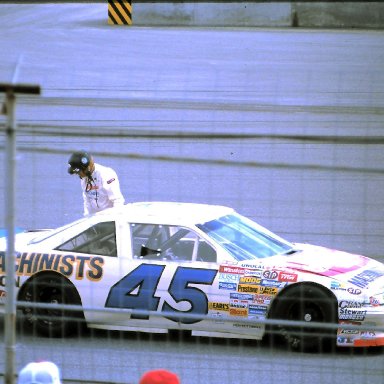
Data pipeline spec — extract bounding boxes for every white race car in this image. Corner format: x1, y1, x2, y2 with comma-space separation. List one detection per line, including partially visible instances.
1, 202, 384, 351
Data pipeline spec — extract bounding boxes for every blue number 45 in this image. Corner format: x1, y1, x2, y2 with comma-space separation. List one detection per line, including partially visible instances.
105, 264, 217, 324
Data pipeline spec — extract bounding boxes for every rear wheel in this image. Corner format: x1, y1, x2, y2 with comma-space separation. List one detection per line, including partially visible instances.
269, 284, 337, 352
19, 274, 84, 337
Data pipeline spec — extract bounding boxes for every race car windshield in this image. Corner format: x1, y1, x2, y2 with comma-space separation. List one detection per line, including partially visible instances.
197, 213, 294, 261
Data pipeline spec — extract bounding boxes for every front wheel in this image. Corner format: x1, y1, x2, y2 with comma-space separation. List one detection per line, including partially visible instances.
269, 285, 337, 352
19, 274, 84, 337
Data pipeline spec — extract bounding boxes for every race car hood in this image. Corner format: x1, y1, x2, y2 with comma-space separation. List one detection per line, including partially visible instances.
241, 243, 384, 292
285, 243, 384, 292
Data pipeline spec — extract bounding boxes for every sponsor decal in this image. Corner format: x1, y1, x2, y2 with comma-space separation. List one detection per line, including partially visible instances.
370, 297, 380, 306
278, 272, 298, 282
257, 286, 278, 295
337, 337, 354, 346
249, 304, 268, 316
0, 252, 104, 281
337, 321, 363, 345
260, 279, 287, 288
230, 292, 254, 301
339, 300, 364, 309
208, 302, 229, 311
331, 281, 347, 291
348, 269, 384, 289
240, 263, 263, 270
262, 270, 278, 280
219, 282, 237, 290
338, 329, 359, 335
347, 287, 362, 295
339, 308, 367, 321
252, 294, 273, 305
238, 285, 278, 295
239, 276, 260, 285
233, 323, 262, 329
230, 299, 248, 309
219, 273, 240, 283
107, 178, 116, 184
229, 307, 248, 317
211, 311, 225, 324
360, 330, 376, 339
245, 270, 263, 278
219, 265, 245, 274
238, 284, 259, 293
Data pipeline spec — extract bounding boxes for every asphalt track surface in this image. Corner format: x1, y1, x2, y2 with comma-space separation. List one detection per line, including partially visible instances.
0, 4, 384, 384
0, 5, 383, 259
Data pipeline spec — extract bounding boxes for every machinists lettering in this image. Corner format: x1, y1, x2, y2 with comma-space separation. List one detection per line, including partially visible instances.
14, 252, 104, 281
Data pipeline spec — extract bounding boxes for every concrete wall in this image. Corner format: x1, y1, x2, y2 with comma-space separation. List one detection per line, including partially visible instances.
131, 2, 384, 28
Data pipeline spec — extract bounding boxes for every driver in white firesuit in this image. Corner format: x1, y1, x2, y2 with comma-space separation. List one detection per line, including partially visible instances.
68, 151, 125, 216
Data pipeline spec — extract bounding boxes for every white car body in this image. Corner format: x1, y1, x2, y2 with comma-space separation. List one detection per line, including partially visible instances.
1, 202, 384, 350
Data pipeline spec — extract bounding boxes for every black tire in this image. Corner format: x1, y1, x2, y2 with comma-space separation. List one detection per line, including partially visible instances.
19, 273, 84, 338
269, 284, 337, 352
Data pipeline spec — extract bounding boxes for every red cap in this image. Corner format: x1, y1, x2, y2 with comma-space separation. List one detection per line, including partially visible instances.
139, 369, 180, 384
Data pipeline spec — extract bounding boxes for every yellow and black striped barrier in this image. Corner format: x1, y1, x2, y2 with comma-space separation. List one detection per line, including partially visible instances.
108, 0, 132, 25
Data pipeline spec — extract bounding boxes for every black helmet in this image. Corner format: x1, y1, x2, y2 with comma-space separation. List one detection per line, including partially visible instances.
68, 151, 91, 174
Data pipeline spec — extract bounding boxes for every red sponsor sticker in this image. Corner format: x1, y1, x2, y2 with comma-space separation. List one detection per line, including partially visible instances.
219, 265, 245, 274
279, 272, 298, 282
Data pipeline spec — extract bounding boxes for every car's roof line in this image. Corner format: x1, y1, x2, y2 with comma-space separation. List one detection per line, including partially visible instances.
93, 201, 234, 226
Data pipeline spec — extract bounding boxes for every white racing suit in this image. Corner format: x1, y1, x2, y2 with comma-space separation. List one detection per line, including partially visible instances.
80, 163, 125, 215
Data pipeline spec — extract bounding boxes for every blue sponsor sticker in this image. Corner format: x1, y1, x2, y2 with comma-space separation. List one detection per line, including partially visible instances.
261, 279, 287, 288
230, 292, 254, 301
219, 282, 237, 290
249, 304, 268, 315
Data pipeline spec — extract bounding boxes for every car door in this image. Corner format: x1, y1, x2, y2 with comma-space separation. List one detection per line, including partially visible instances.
96, 222, 223, 332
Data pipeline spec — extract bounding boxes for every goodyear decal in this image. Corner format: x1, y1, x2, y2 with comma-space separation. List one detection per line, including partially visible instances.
108, 0, 132, 25
0, 252, 104, 281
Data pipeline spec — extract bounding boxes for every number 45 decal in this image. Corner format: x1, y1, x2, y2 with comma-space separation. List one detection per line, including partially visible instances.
105, 264, 217, 324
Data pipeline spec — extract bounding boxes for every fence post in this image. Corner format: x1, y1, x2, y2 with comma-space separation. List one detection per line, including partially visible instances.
108, 0, 132, 25
0, 83, 40, 384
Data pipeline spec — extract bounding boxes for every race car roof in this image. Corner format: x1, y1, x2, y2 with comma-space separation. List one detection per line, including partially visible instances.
95, 201, 235, 226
